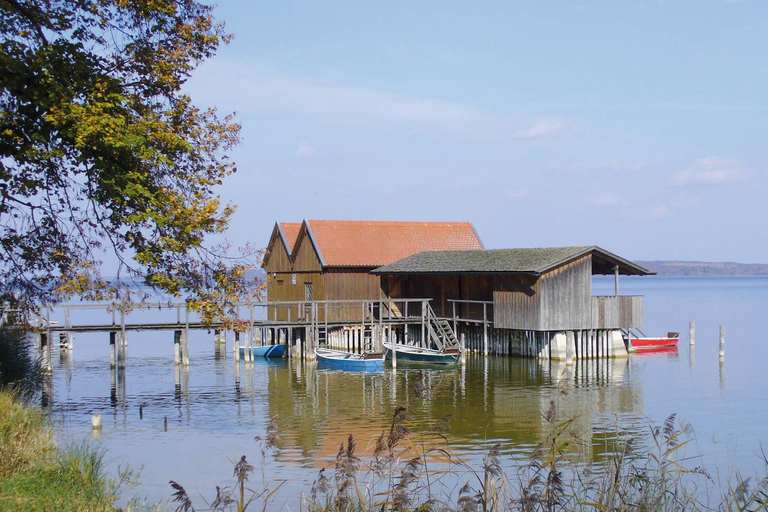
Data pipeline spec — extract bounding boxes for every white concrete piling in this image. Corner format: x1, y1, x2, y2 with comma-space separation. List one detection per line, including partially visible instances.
689, 320, 695, 346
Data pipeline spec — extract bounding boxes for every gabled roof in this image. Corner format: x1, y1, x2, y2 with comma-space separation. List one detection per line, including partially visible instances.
262, 221, 302, 267
372, 246, 652, 276
300, 220, 484, 268
279, 222, 301, 252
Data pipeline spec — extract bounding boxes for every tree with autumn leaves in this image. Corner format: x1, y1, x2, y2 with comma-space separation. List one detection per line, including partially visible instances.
0, 0, 255, 325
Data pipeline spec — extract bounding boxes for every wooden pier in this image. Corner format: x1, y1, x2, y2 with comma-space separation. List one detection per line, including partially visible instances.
32, 298, 462, 371
32, 292, 634, 375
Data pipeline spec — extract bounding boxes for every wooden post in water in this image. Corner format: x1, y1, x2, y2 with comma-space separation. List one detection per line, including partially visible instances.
689, 321, 695, 346
288, 327, 293, 361
181, 330, 189, 366
120, 307, 127, 347
40, 332, 51, 372
719, 324, 725, 359
110, 331, 117, 368
173, 330, 181, 365
391, 330, 397, 369
117, 331, 126, 369
483, 303, 489, 357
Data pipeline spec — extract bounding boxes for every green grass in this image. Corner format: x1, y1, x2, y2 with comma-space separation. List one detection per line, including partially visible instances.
0, 390, 128, 512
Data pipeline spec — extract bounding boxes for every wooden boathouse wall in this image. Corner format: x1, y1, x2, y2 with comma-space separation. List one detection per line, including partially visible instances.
493, 255, 592, 331
376, 248, 646, 334
266, 230, 384, 323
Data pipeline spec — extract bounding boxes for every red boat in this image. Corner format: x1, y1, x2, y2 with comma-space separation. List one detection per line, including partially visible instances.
626, 330, 679, 352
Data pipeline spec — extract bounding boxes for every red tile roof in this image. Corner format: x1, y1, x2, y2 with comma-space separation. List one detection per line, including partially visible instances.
304, 220, 483, 267
279, 222, 301, 252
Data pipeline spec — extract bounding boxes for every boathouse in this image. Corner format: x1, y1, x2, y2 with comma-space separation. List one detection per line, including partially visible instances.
373, 246, 652, 358
262, 220, 483, 321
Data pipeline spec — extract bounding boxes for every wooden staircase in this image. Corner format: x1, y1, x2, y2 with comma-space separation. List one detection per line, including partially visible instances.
425, 306, 460, 352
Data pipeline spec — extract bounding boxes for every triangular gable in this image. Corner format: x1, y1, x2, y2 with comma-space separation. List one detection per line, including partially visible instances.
262, 222, 301, 270
299, 220, 484, 268
280, 222, 301, 253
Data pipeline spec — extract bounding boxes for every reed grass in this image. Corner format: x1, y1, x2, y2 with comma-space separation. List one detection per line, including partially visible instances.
167, 381, 768, 512
0, 390, 134, 511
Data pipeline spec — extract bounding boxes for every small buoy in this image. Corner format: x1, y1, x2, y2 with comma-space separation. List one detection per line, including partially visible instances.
91, 414, 102, 429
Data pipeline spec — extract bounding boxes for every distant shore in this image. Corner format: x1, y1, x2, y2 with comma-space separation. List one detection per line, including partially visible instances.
636, 260, 768, 277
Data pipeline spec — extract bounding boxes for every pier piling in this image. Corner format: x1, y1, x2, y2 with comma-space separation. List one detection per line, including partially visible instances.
110, 332, 117, 368
719, 324, 725, 359
173, 330, 181, 366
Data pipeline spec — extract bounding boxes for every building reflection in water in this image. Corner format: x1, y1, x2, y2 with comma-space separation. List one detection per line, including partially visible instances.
254, 355, 646, 469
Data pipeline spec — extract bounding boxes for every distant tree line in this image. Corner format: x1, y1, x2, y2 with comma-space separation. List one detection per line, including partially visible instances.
636, 261, 768, 277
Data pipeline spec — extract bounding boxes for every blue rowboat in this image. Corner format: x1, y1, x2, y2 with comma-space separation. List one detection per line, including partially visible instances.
315, 347, 385, 371
383, 342, 459, 365
239, 344, 286, 358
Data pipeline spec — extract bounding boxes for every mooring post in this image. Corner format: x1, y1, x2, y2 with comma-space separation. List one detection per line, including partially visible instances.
719, 324, 725, 359
288, 327, 293, 361
40, 332, 51, 372
391, 329, 397, 369
483, 303, 489, 357
233, 331, 240, 361
110, 331, 117, 368
689, 321, 695, 346
461, 333, 467, 366
120, 307, 127, 347
117, 331, 126, 369
173, 330, 181, 365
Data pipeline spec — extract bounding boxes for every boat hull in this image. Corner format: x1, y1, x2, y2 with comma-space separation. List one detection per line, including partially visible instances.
315, 348, 384, 371
629, 337, 679, 352
383, 342, 459, 365
239, 344, 286, 358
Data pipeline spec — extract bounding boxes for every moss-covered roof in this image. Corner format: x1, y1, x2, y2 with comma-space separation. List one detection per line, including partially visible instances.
372, 246, 651, 276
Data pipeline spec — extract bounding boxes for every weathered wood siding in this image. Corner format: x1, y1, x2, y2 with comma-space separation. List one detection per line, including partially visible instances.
267, 271, 325, 321
264, 238, 292, 274
267, 231, 325, 321
494, 256, 592, 330
292, 233, 323, 272
323, 270, 382, 322
591, 295, 643, 329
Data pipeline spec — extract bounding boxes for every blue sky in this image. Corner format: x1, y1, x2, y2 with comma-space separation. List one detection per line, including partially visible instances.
186, 1, 767, 263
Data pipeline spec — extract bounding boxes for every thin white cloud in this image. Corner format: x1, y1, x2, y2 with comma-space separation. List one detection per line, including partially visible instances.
296, 142, 314, 158
513, 118, 569, 139
672, 156, 750, 185
588, 192, 626, 207
188, 60, 569, 141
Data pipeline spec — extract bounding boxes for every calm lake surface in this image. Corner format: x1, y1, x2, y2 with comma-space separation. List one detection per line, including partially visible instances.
45, 276, 768, 508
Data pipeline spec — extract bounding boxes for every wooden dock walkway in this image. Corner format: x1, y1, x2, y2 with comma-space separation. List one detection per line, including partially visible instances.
32, 298, 464, 371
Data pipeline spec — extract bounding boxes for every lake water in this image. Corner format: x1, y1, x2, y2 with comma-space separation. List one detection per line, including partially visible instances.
44, 276, 768, 508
